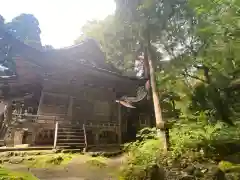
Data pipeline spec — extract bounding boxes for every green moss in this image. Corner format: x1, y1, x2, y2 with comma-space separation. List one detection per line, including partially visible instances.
24, 153, 74, 168
218, 161, 240, 172
0, 167, 38, 180
85, 157, 107, 168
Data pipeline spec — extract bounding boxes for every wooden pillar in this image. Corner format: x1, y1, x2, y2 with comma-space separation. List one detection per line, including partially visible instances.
118, 104, 122, 144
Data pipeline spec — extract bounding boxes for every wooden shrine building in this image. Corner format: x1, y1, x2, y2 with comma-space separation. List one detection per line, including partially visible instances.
0, 29, 153, 149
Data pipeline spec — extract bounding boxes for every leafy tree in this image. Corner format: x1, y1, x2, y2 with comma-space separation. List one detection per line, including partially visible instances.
6, 13, 42, 49
76, 0, 239, 150
114, 0, 194, 150
0, 14, 43, 76
163, 0, 240, 125
75, 16, 139, 74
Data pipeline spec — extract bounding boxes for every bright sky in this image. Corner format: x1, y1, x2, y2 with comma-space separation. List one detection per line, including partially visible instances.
0, 0, 116, 48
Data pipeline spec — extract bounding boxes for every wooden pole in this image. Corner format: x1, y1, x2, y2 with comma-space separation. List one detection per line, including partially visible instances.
53, 121, 58, 149
118, 104, 122, 144
83, 124, 88, 152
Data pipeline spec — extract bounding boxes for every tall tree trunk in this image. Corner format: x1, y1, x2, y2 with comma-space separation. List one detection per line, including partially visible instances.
147, 49, 168, 151
143, 26, 168, 151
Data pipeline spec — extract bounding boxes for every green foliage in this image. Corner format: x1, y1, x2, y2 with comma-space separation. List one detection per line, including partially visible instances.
75, 16, 138, 73
6, 13, 42, 49
0, 13, 43, 75
120, 127, 166, 179
170, 115, 240, 159
219, 161, 240, 173
120, 139, 164, 180
25, 154, 73, 168
124, 127, 158, 151
121, 120, 240, 179
136, 127, 158, 141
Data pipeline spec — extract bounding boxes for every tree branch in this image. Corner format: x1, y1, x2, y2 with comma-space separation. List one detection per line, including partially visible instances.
182, 71, 207, 83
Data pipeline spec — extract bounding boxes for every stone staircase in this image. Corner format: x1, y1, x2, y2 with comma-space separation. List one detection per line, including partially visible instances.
56, 124, 86, 149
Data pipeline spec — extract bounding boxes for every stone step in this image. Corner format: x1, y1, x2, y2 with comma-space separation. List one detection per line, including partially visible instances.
58, 126, 83, 129
58, 130, 84, 134
57, 135, 85, 138
58, 128, 84, 131
56, 126, 86, 149
57, 146, 85, 149
58, 129, 84, 132
57, 132, 84, 136
57, 138, 85, 141
56, 142, 85, 146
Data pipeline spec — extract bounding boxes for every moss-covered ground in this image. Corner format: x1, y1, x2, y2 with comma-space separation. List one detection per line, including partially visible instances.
0, 166, 38, 180
0, 152, 124, 180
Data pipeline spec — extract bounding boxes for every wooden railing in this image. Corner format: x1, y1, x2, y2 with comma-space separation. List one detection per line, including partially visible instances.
11, 113, 72, 124
53, 121, 59, 149
83, 124, 88, 151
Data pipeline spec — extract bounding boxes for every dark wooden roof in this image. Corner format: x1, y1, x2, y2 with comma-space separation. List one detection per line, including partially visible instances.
0, 27, 145, 83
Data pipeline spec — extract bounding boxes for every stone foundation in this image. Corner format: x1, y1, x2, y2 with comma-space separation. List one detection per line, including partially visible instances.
5, 126, 36, 147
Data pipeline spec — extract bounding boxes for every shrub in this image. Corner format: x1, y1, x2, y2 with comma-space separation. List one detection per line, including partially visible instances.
120, 115, 240, 179
120, 128, 166, 180
170, 117, 240, 159
124, 127, 158, 152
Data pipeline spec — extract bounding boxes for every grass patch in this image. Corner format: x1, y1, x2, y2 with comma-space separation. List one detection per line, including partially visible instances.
0, 166, 38, 180
24, 153, 75, 168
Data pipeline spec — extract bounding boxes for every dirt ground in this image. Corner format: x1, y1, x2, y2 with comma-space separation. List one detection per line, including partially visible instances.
4, 154, 126, 180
